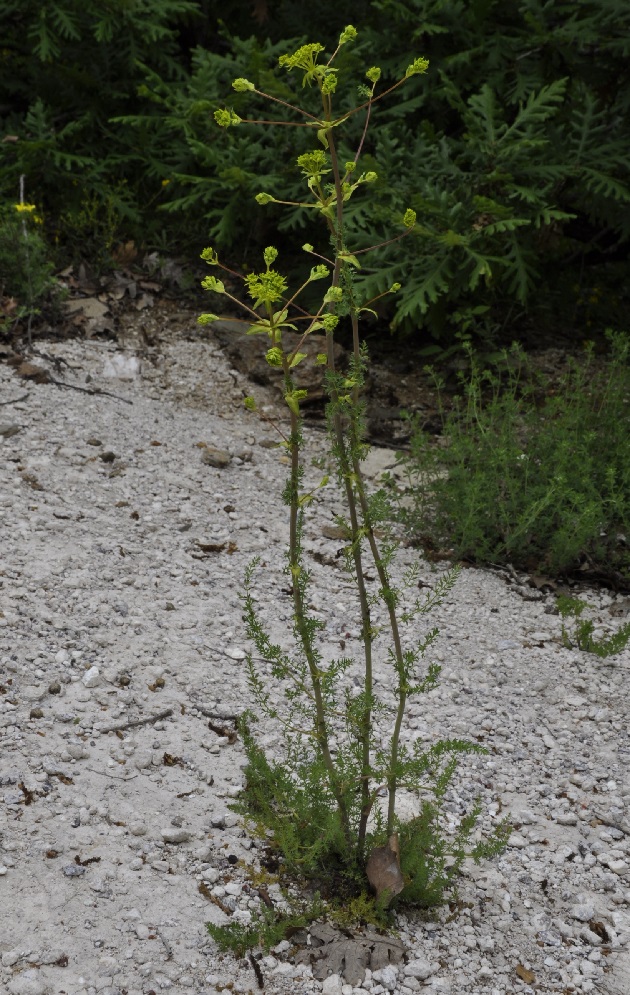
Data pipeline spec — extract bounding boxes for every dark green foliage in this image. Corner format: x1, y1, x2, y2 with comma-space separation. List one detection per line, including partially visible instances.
0, 0, 198, 260
397, 331, 630, 583
3, 1, 629, 345
207, 898, 326, 958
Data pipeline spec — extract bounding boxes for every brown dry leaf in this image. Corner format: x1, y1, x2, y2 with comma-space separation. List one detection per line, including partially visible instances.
515, 963, 536, 983
366, 833, 405, 903
322, 524, 351, 540
295, 923, 405, 986
16, 362, 51, 384
112, 240, 138, 267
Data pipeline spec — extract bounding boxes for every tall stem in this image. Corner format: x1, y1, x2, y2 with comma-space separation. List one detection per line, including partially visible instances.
325, 128, 375, 856
286, 375, 350, 839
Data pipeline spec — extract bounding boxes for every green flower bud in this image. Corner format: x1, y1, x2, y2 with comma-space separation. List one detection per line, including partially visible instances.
255, 192, 276, 205
323, 286, 344, 304
265, 346, 284, 368
309, 264, 329, 281
232, 78, 255, 92
339, 25, 357, 45
344, 161, 356, 173
201, 276, 225, 294
364, 171, 378, 183
214, 108, 242, 127
200, 247, 219, 265
322, 314, 339, 332
390, 283, 401, 293
263, 246, 279, 267
197, 313, 219, 324
244, 396, 257, 411
403, 208, 417, 228
302, 242, 314, 253
405, 57, 430, 78
321, 72, 338, 94
366, 67, 381, 83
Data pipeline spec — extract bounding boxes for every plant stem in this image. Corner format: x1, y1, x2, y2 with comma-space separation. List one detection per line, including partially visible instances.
325, 127, 375, 856
284, 366, 350, 840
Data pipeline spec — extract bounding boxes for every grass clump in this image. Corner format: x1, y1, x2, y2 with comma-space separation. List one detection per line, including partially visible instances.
397, 333, 630, 586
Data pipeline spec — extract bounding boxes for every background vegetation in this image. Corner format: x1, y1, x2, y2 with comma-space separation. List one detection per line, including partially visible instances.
1, 0, 630, 347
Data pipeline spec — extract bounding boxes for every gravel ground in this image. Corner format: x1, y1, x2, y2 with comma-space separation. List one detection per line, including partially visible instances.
1, 328, 629, 995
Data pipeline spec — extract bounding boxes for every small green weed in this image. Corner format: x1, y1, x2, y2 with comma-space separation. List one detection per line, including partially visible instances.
557, 595, 630, 658
0, 185, 57, 342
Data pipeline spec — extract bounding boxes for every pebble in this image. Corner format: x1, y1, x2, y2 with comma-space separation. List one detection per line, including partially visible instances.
82, 666, 101, 688
404, 959, 436, 981
161, 828, 192, 844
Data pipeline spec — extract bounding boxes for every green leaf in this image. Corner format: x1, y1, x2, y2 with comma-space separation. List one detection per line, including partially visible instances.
289, 352, 308, 368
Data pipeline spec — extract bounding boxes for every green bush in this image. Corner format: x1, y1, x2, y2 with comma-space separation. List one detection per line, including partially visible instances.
396, 331, 630, 584
0, 0, 199, 260
2, 0, 629, 347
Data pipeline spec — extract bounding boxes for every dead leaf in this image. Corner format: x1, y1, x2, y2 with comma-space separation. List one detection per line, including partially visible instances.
16, 362, 51, 384
366, 833, 404, 903
322, 524, 351, 540
295, 923, 405, 986
515, 964, 536, 983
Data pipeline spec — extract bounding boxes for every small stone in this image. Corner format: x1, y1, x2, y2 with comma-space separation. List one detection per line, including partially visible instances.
608, 859, 628, 873
226, 646, 246, 660
508, 833, 528, 848
99, 451, 117, 463
516, 809, 537, 825
48, 681, 61, 695
571, 903, 595, 922
82, 666, 101, 688
129, 821, 147, 836
322, 975, 344, 995
0, 865, 7, 875
372, 965, 399, 990
555, 812, 578, 826
161, 828, 192, 844
201, 446, 231, 469
62, 864, 86, 876
135, 924, 150, 940
0, 424, 20, 438
86, 438, 102, 446
404, 959, 436, 981
29, 708, 44, 719
7, 971, 47, 995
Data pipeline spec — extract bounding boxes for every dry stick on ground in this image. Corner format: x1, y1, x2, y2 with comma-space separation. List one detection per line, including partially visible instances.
0, 392, 30, 405
46, 376, 134, 405
97, 707, 173, 734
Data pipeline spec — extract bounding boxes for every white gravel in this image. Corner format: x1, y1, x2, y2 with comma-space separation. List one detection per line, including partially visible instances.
0, 329, 629, 995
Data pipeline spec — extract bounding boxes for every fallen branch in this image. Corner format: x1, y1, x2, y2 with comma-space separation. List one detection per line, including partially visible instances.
0, 392, 29, 405
47, 376, 133, 405
97, 707, 173, 734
